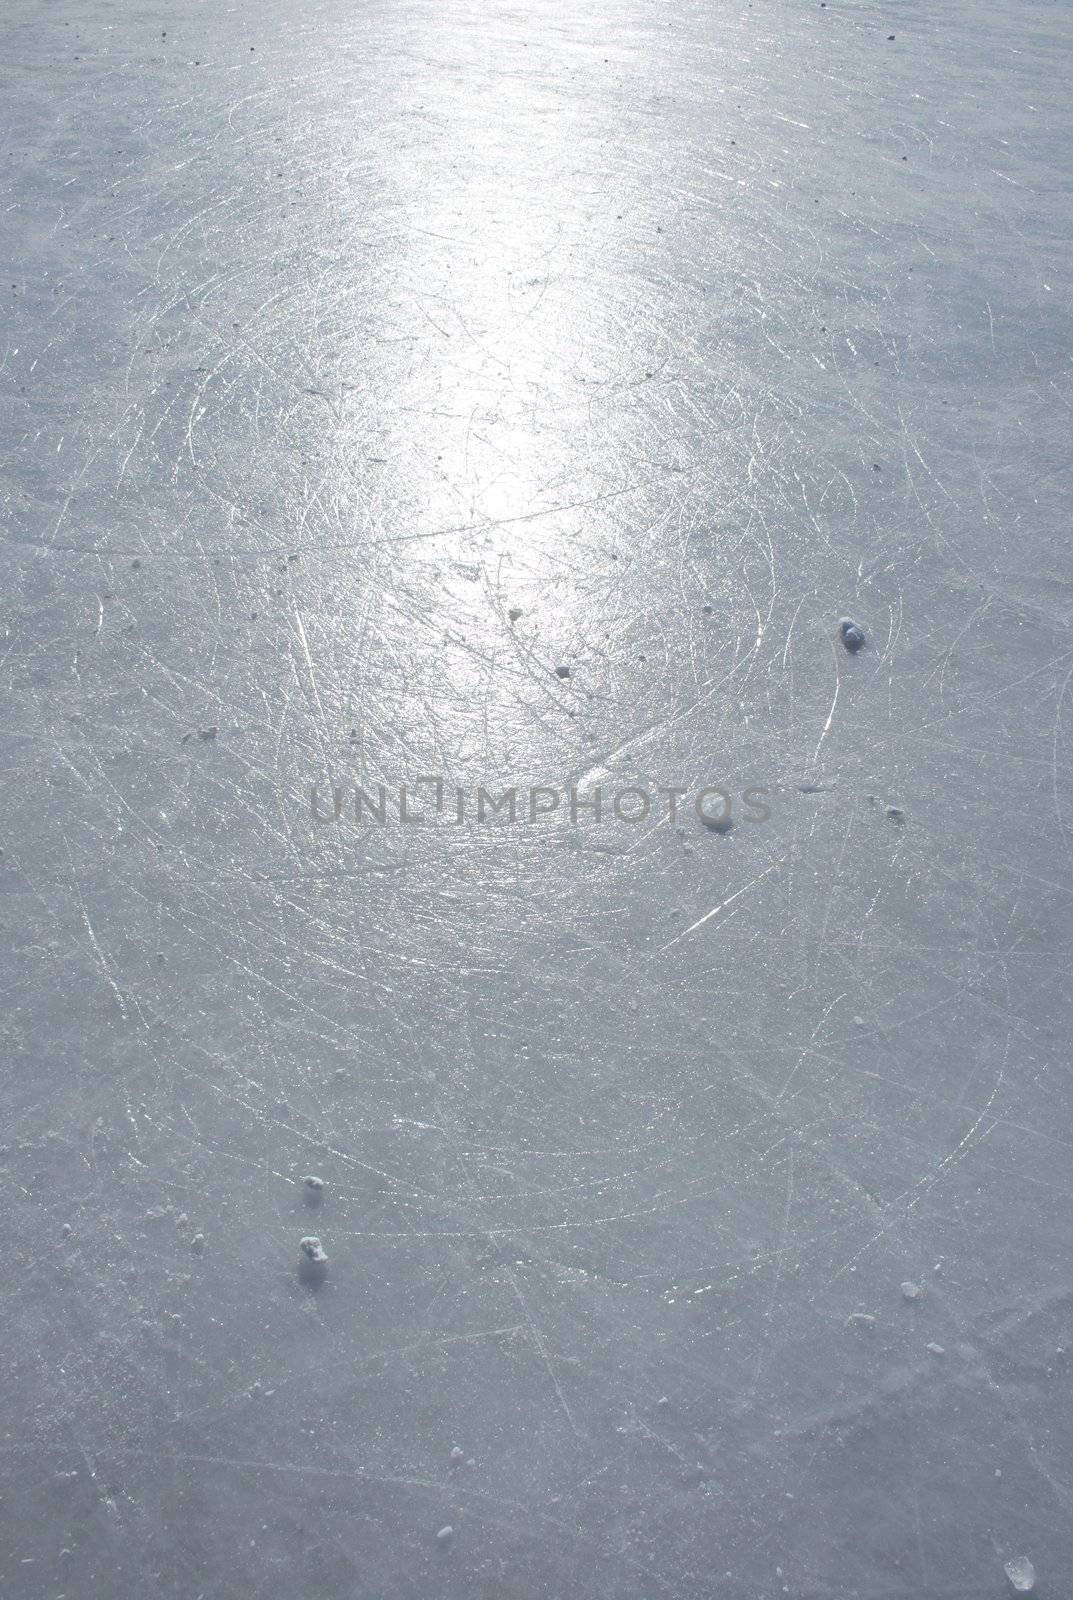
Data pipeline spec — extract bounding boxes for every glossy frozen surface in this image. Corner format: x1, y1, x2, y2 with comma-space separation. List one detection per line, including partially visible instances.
2, 0, 1072, 1595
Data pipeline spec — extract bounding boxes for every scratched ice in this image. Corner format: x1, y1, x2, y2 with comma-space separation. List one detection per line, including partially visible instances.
1, 0, 1072, 1596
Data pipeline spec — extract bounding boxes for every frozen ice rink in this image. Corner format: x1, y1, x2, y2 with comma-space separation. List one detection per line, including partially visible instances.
2, 0, 1072, 1595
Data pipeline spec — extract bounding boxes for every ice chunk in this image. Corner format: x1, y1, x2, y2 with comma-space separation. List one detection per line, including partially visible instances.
1004, 1556, 1036, 1594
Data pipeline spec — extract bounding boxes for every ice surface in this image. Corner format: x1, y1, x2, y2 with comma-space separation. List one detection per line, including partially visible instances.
2, 0, 1072, 1596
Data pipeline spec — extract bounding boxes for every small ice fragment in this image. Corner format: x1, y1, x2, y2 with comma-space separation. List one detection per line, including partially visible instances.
926, 1342, 945, 1356
554, 664, 571, 679
508, 606, 523, 622
901, 1281, 924, 1302
298, 1243, 328, 1285
197, 726, 218, 741
449, 1446, 464, 1464
302, 1175, 324, 1191
298, 1236, 328, 1283
700, 808, 733, 834
1004, 1556, 1036, 1594
61, 1223, 73, 1238
190, 1233, 206, 1254
436, 1525, 454, 1544
838, 617, 865, 651
301, 1175, 325, 1206
657, 1395, 670, 1408
885, 805, 906, 824
846, 1312, 876, 1330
